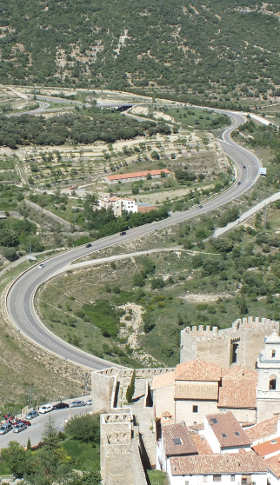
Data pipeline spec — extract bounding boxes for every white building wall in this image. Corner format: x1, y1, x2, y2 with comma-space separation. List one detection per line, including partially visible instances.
175, 400, 219, 426
267, 470, 280, 485
154, 385, 175, 420
166, 465, 268, 485
220, 407, 256, 424
203, 416, 221, 453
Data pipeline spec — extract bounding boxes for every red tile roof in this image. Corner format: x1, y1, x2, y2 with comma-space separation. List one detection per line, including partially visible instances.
206, 412, 250, 449
175, 360, 222, 382
170, 453, 267, 476
253, 437, 280, 457
246, 416, 279, 442
218, 373, 257, 409
163, 423, 197, 456
191, 434, 212, 455
107, 169, 171, 181
266, 455, 280, 478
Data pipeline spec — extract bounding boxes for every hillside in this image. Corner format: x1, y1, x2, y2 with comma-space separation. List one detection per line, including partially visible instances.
1, 1, 280, 106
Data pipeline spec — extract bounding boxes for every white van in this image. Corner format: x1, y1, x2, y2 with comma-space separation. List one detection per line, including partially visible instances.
38, 403, 53, 414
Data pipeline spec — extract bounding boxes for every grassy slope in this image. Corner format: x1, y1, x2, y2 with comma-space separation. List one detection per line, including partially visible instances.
0, 1, 279, 105
0, 262, 85, 411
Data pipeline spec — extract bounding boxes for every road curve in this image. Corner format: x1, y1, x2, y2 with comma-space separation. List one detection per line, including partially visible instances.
6, 108, 261, 371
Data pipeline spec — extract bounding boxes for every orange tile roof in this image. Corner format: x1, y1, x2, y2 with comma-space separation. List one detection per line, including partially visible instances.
253, 437, 280, 457
151, 371, 175, 390
170, 452, 267, 476
191, 434, 212, 455
246, 416, 279, 442
175, 360, 222, 382
163, 423, 197, 456
107, 169, 171, 181
218, 373, 257, 409
266, 455, 280, 478
206, 412, 250, 449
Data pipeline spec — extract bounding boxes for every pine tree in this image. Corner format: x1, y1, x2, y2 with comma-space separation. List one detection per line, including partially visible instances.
126, 370, 135, 403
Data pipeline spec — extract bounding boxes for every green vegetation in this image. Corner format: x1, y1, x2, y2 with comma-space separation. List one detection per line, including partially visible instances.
1, 1, 280, 107
0, 107, 170, 148
38, 196, 280, 367
0, 184, 24, 211
0, 417, 100, 484
0, 217, 43, 261
126, 370, 136, 403
147, 469, 169, 485
159, 107, 229, 130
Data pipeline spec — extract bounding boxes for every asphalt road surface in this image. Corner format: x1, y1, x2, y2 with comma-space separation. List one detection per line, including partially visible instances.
6, 108, 261, 371
0, 399, 91, 449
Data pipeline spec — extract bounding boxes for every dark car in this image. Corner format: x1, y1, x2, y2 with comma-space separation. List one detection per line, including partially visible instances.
19, 419, 31, 427
13, 422, 28, 433
70, 400, 86, 408
26, 410, 39, 420
0, 422, 12, 435
86, 243, 92, 248
120, 231, 126, 236
53, 402, 70, 410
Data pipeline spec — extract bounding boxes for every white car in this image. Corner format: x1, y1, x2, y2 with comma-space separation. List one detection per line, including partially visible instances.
38, 404, 53, 414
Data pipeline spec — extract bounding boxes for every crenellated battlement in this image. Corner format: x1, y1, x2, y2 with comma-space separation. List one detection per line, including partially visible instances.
181, 316, 280, 341
180, 316, 280, 369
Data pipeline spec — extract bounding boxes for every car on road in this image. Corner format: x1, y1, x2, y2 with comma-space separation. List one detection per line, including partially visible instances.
19, 419, 31, 427
86, 243, 92, 248
70, 400, 86, 408
26, 410, 39, 420
53, 402, 69, 410
13, 422, 28, 433
38, 404, 53, 414
120, 231, 126, 236
0, 423, 12, 434
238, 181, 241, 185
86, 399, 92, 406
38, 263, 45, 269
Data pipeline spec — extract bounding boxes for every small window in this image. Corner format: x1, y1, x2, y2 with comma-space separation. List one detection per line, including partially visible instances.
231, 476, 235, 482
222, 433, 227, 438
269, 377, 277, 390
213, 475, 222, 482
193, 405, 198, 413
235, 431, 240, 436
272, 350, 276, 358
173, 438, 182, 445
210, 418, 218, 424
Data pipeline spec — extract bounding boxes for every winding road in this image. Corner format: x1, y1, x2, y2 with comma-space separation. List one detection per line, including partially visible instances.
6, 108, 261, 371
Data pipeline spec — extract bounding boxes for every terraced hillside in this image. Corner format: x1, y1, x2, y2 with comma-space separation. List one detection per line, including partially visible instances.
0, 1, 280, 106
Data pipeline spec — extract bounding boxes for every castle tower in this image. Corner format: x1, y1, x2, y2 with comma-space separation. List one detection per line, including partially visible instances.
256, 332, 280, 422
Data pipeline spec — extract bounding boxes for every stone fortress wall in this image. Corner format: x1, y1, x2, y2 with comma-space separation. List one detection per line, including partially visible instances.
180, 316, 280, 369
93, 367, 173, 485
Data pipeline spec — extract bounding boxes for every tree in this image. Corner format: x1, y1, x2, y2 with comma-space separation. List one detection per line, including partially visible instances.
126, 370, 135, 403
64, 415, 100, 443
1, 442, 30, 478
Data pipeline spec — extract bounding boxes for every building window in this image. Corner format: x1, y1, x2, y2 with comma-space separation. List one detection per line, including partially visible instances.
269, 377, 277, 390
193, 405, 198, 413
213, 475, 222, 482
272, 349, 276, 358
230, 476, 235, 481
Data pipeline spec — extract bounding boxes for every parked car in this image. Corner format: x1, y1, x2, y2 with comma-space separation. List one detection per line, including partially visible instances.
13, 422, 28, 433
19, 419, 31, 427
26, 410, 39, 420
120, 231, 126, 236
38, 404, 53, 414
70, 400, 86, 408
53, 402, 69, 410
0, 423, 12, 434
86, 399, 92, 406
86, 243, 92, 248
